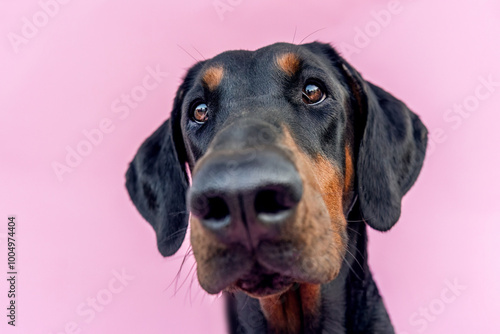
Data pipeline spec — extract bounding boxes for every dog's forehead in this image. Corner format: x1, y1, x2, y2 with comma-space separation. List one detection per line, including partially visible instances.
199, 43, 328, 80
210, 43, 299, 64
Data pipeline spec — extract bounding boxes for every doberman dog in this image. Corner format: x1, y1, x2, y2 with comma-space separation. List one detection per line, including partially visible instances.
125, 42, 428, 333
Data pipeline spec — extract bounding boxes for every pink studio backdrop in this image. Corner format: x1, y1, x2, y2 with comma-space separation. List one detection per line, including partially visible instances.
1, 1, 499, 333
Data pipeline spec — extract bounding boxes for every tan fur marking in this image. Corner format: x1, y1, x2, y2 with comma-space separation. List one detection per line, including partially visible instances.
202, 66, 224, 91
189, 216, 231, 293
281, 127, 347, 256
260, 290, 302, 333
311, 155, 346, 248
313, 155, 344, 217
344, 145, 354, 194
259, 284, 321, 334
299, 283, 321, 322
276, 53, 300, 76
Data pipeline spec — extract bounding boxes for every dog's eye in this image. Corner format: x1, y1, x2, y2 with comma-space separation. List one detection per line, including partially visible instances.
192, 103, 209, 123
302, 83, 325, 105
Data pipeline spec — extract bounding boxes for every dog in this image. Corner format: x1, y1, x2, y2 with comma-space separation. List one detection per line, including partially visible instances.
125, 42, 427, 333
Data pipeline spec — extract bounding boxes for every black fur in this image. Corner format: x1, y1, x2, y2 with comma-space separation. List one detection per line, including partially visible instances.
125, 119, 189, 256
341, 63, 428, 231
125, 41, 428, 332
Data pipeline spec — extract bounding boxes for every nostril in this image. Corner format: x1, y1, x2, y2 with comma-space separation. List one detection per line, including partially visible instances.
205, 196, 230, 221
254, 189, 292, 215
190, 193, 232, 231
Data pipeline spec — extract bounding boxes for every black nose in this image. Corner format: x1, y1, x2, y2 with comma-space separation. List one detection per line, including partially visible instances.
188, 149, 302, 247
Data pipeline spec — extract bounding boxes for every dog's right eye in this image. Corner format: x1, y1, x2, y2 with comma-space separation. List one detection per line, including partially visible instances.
302, 82, 325, 105
192, 103, 209, 124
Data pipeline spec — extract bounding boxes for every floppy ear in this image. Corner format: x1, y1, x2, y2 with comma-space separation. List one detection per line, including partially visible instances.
340, 62, 428, 231
125, 116, 189, 256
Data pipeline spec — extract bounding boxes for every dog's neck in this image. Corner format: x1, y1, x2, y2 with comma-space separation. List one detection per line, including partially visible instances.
225, 205, 394, 333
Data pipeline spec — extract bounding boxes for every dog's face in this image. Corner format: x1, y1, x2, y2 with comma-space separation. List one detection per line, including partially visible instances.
182, 43, 356, 296
126, 42, 427, 298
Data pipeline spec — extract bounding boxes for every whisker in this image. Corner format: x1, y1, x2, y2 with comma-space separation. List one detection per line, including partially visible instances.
342, 254, 362, 281
165, 245, 193, 293
177, 44, 199, 62
292, 25, 298, 44
352, 246, 365, 262
159, 226, 190, 243
166, 210, 190, 217
163, 251, 193, 262
240, 293, 250, 311
299, 27, 327, 44
179, 261, 197, 300
211, 292, 222, 305
345, 248, 364, 273
346, 214, 379, 224
346, 219, 365, 223
193, 275, 205, 304
200, 288, 207, 304
191, 45, 206, 60
346, 225, 361, 236
188, 265, 197, 304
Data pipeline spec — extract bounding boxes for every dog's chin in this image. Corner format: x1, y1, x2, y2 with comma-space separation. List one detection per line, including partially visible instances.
234, 270, 295, 298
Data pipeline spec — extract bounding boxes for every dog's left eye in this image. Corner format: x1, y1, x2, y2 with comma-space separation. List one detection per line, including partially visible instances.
192, 103, 209, 124
302, 82, 325, 105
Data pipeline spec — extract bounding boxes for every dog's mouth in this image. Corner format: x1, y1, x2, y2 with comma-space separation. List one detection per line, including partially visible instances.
195, 233, 344, 296
234, 264, 295, 297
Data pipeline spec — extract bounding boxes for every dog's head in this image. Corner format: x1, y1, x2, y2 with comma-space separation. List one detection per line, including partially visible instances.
126, 42, 427, 297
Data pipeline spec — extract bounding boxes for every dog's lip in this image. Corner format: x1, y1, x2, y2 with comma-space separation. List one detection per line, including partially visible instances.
216, 244, 315, 295
233, 265, 295, 297
203, 241, 337, 295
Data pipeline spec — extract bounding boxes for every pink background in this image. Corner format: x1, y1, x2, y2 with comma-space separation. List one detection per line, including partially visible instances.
1, 0, 499, 333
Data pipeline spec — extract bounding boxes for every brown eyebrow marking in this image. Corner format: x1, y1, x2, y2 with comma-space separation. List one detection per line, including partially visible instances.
276, 53, 301, 76
202, 66, 224, 91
